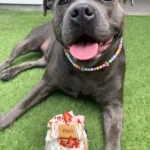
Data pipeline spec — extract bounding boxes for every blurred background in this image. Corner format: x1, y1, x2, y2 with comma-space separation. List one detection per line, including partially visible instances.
0, 0, 150, 15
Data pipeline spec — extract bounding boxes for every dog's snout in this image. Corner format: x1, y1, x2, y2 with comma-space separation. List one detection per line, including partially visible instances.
70, 4, 95, 24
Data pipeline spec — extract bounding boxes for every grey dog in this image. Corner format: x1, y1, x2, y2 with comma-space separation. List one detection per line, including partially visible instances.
0, 0, 133, 150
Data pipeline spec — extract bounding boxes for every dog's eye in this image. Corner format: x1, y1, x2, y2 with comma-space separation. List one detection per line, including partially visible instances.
59, 0, 69, 5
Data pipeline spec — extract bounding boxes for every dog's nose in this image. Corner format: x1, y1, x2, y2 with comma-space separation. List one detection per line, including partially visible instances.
70, 4, 95, 24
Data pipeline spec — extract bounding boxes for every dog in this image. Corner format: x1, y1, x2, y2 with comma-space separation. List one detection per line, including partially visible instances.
0, 0, 133, 150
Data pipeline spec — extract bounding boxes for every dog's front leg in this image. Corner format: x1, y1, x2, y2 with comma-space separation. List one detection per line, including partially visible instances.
0, 80, 54, 130
102, 104, 123, 150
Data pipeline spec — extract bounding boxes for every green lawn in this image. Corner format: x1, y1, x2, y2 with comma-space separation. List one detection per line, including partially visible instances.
0, 10, 150, 150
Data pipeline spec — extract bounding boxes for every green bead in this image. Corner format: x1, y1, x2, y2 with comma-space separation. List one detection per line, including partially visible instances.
108, 60, 111, 63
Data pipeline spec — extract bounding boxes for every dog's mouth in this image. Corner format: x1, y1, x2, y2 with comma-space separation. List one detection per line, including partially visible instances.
68, 35, 114, 61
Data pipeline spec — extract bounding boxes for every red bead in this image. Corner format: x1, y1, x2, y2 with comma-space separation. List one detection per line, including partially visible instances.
77, 66, 81, 69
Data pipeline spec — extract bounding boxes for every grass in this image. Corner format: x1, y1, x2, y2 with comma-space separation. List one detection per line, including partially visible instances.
0, 10, 150, 150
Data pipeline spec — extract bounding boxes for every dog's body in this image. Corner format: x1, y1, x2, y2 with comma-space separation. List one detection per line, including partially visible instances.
0, 0, 133, 149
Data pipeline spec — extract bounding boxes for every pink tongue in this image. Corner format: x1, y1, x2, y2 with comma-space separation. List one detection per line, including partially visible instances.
70, 43, 98, 60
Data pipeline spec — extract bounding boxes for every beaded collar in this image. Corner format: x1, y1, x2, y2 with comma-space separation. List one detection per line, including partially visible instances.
64, 38, 123, 72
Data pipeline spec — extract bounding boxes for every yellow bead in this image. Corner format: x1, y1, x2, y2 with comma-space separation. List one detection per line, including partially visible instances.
116, 51, 120, 54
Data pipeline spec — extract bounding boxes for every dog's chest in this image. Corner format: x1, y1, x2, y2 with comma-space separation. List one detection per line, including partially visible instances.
45, 50, 112, 99
57, 70, 106, 98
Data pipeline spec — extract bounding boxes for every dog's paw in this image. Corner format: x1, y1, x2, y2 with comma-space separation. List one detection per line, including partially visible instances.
0, 69, 11, 81
0, 115, 4, 130
0, 61, 10, 73
0, 114, 14, 131
0, 69, 15, 81
0, 114, 7, 131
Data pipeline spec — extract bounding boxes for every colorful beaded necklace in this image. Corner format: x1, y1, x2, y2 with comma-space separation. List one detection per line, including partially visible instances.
64, 38, 123, 72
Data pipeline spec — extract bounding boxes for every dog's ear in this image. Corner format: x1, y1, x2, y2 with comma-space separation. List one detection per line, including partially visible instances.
43, 0, 54, 16
124, 0, 134, 6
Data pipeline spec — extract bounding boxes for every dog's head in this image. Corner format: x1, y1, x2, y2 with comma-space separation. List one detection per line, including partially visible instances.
43, 0, 132, 65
